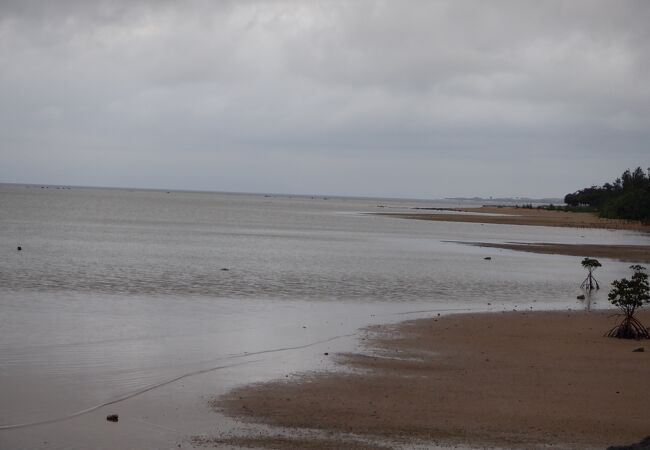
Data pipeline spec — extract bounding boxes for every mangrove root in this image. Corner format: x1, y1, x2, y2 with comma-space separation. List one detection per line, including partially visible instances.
606, 315, 650, 340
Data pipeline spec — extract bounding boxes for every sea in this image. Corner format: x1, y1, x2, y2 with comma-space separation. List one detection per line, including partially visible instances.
0, 184, 647, 449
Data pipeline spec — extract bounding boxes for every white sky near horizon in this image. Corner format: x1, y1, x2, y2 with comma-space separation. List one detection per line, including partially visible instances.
0, 0, 648, 199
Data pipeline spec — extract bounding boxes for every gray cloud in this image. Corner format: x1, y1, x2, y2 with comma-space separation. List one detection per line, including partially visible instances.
1, 0, 649, 198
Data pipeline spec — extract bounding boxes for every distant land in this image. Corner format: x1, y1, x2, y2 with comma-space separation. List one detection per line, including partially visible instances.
446, 196, 564, 204
1, 183, 565, 204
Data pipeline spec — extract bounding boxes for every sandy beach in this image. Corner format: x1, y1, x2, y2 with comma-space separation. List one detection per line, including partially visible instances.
381, 206, 650, 232
215, 310, 650, 449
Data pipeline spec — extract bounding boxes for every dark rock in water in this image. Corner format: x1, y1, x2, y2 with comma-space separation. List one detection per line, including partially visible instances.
17, 246, 22, 251
324, 352, 329, 356
221, 268, 229, 271
106, 414, 119, 422
607, 435, 650, 450
484, 257, 491, 260
632, 347, 644, 352
576, 294, 585, 300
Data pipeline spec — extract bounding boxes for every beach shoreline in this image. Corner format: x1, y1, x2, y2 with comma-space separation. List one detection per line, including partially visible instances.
214, 310, 650, 449
378, 206, 650, 232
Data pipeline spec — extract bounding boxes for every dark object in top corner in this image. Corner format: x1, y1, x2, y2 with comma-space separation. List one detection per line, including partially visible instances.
17, 246, 22, 251
607, 435, 650, 450
106, 414, 119, 422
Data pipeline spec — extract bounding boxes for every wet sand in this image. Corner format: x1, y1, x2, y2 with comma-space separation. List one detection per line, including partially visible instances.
216, 310, 650, 449
459, 241, 650, 263
381, 206, 650, 232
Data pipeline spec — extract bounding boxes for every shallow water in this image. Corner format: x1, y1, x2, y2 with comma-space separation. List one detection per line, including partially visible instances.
0, 185, 647, 449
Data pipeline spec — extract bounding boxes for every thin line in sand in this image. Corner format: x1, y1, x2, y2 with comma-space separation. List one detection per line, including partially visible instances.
0, 333, 357, 430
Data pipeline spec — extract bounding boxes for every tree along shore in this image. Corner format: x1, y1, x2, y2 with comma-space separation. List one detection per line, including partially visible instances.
564, 167, 650, 222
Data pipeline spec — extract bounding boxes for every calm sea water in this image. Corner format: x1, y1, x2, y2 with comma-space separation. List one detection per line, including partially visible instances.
0, 185, 647, 449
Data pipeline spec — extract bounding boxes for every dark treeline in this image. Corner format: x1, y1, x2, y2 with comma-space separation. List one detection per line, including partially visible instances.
564, 167, 650, 222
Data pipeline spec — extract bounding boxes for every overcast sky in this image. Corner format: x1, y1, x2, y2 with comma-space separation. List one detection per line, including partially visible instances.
1, 1, 648, 198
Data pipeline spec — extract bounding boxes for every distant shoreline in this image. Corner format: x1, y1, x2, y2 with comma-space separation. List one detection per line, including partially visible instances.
215, 310, 650, 449
384, 207, 650, 262
378, 206, 650, 232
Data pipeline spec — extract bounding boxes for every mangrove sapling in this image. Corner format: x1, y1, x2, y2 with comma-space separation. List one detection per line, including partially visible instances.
606, 265, 650, 339
580, 257, 601, 291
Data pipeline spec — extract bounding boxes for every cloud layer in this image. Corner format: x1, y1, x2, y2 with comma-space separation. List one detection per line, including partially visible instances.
1, 0, 649, 197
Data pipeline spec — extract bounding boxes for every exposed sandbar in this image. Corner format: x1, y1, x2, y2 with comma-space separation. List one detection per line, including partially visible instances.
458, 241, 650, 263
380, 206, 650, 232
216, 310, 650, 449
